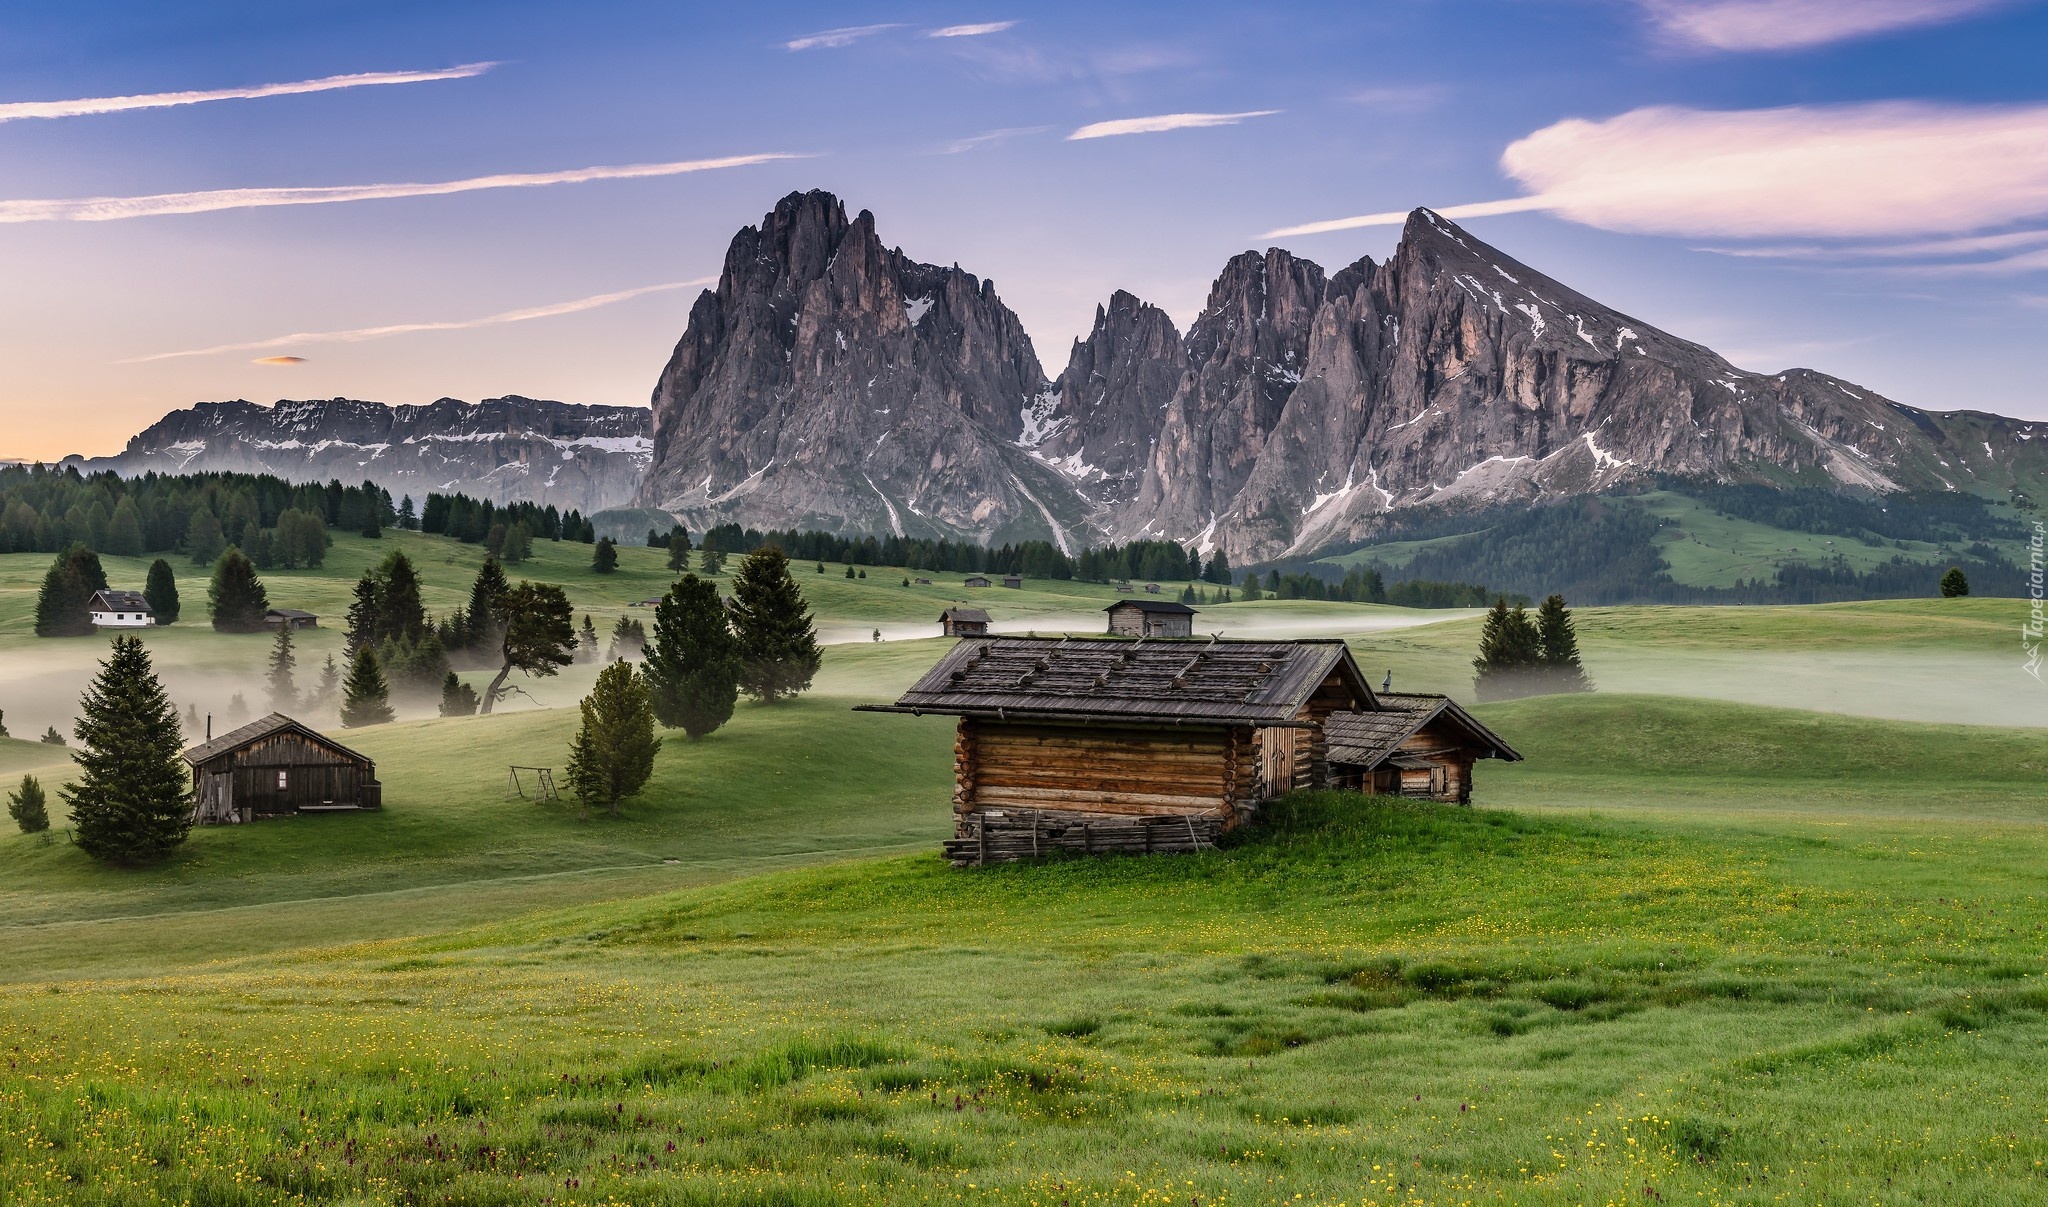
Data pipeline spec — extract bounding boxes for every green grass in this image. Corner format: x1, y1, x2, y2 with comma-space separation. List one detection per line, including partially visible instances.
2, 529, 2045, 1203
5, 793, 2047, 1204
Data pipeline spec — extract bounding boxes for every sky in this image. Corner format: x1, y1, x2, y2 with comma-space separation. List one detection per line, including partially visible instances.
2, 0, 2046, 460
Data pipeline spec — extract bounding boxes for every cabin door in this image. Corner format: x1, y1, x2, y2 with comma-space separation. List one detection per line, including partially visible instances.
1256, 728, 1294, 799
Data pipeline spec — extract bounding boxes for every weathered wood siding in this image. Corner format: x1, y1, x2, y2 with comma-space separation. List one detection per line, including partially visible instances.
192, 731, 375, 816
953, 718, 1260, 837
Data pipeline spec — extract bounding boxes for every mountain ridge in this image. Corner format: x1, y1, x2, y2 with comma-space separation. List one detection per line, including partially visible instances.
638, 191, 2045, 562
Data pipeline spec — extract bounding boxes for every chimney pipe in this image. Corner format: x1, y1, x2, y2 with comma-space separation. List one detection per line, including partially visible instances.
206, 714, 212, 741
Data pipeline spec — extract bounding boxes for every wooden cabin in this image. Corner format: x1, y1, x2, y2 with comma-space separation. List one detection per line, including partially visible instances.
859, 636, 1375, 865
88, 590, 154, 629
1106, 599, 1196, 638
264, 608, 319, 631
940, 607, 992, 637
1323, 693, 1521, 804
963, 575, 992, 588
1143, 583, 1162, 593
1001, 575, 1023, 589
184, 714, 381, 825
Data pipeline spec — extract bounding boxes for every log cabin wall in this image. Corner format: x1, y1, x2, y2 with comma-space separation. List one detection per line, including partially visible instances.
955, 720, 1240, 828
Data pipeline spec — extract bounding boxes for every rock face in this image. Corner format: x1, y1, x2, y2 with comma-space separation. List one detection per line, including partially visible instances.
625, 192, 2048, 559
74, 396, 651, 515
638, 190, 1088, 550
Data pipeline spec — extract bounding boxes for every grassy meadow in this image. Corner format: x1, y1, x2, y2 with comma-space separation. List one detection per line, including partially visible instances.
1, 530, 2044, 1204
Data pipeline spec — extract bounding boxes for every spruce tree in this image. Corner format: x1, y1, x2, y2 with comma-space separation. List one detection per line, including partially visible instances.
1940, 566, 1970, 597
579, 614, 599, 662
564, 661, 660, 818
8, 774, 49, 834
438, 671, 480, 717
266, 624, 298, 712
478, 582, 576, 714
314, 655, 340, 705
208, 547, 270, 632
34, 545, 101, 637
105, 497, 146, 557
1535, 594, 1592, 693
0, 708, 8, 737
186, 507, 227, 565
40, 727, 65, 746
63, 635, 190, 863
339, 645, 395, 728
667, 528, 693, 572
729, 545, 821, 704
1473, 598, 1545, 701
591, 537, 619, 574
144, 558, 180, 624
344, 574, 382, 658
376, 551, 427, 643
643, 573, 741, 740
464, 558, 511, 656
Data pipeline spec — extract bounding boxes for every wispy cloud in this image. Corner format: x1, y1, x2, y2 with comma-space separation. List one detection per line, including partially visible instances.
1263, 102, 2048, 250
252, 356, 307, 365
0, 153, 800, 223
1264, 197, 1549, 239
1067, 110, 1279, 141
0, 62, 498, 123
929, 21, 1019, 38
784, 24, 903, 51
942, 125, 1051, 154
123, 279, 714, 364
1341, 85, 1447, 114
1638, 0, 2012, 51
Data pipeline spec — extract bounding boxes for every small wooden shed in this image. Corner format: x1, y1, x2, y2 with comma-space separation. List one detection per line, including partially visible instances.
264, 608, 319, 631
963, 575, 992, 588
184, 713, 381, 824
859, 636, 1375, 864
1323, 693, 1521, 804
1106, 599, 1196, 638
1001, 575, 1023, 589
940, 607, 992, 637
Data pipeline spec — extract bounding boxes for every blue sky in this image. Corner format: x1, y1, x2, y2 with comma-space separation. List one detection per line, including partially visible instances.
3, 0, 2046, 459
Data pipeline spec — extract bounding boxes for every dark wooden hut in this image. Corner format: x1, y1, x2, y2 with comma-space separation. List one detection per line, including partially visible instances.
940, 607, 992, 637
184, 713, 381, 825
859, 635, 1375, 864
264, 608, 319, 631
963, 575, 992, 588
1323, 693, 1521, 803
1105, 599, 1196, 638
1001, 575, 1023, 589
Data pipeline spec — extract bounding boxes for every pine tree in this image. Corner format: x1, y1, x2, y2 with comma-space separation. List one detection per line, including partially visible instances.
579, 614, 599, 662
144, 558, 180, 624
208, 547, 270, 633
339, 645, 395, 728
0, 708, 8, 738
266, 624, 298, 712
1535, 594, 1592, 693
667, 528, 693, 572
503, 521, 534, 564
344, 574, 381, 658
40, 727, 65, 746
8, 774, 48, 834
62, 635, 190, 863
1940, 566, 1970, 597
185, 507, 227, 565
105, 497, 146, 557
463, 558, 511, 657
729, 545, 822, 704
227, 692, 250, 724
643, 573, 741, 740
591, 537, 619, 574
34, 545, 102, 637
314, 655, 340, 705
1473, 598, 1545, 701
377, 552, 427, 643
564, 661, 660, 819
438, 671, 480, 718
1240, 571, 1262, 602
478, 583, 576, 714
398, 495, 418, 530
699, 548, 726, 575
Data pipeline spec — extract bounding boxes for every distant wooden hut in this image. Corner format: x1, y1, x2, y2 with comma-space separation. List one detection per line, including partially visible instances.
1323, 693, 1521, 804
264, 608, 319, 631
1106, 599, 1195, 638
963, 575, 992, 588
913, 577, 933, 585
1143, 583, 1162, 594
184, 714, 381, 825
1001, 575, 1023, 589
1114, 582, 1135, 594
940, 607, 991, 637
859, 636, 1375, 864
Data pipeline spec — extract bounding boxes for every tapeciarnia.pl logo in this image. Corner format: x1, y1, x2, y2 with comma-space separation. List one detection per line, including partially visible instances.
2026, 521, 2045, 683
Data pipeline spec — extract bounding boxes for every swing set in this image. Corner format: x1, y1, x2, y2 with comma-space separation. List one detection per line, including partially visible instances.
507, 765, 560, 802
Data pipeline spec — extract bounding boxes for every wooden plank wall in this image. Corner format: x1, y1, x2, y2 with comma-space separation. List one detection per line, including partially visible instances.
955, 719, 1261, 826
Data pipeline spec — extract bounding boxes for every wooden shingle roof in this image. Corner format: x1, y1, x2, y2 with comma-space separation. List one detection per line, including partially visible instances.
941, 608, 992, 624
182, 713, 374, 768
1324, 693, 1522, 766
862, 635, 1374, 726
1105, 600, 1195, 615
